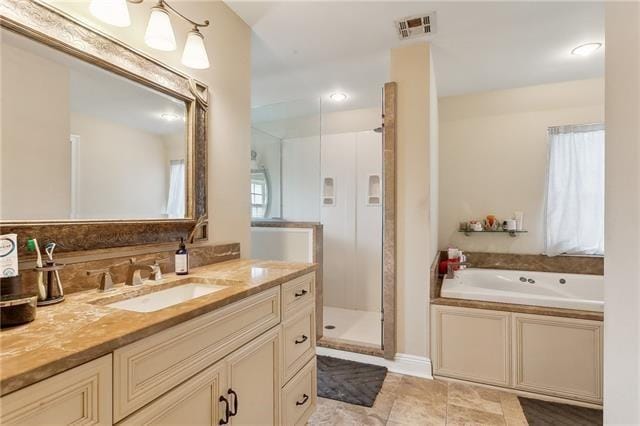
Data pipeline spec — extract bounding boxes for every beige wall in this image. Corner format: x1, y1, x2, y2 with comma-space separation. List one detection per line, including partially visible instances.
46, 0, 252, 254
438, 78, 604, 254
70, 113, 168, 219
429, 51, 439, 262
390, 42, 437, 359
0, 40, 71, 220
604, 2, 640, 423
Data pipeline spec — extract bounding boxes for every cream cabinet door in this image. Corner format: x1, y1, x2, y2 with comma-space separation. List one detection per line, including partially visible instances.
119, 360, 227, 426
226, 327, 281, 426
0, 355, 112, 425
431, 305, 511, 386
513, 313, 603, 403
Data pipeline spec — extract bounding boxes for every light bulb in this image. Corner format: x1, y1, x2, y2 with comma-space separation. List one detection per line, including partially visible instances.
181, 29, 210, 70
144, 6, 176, 51
89, 0, 131, 27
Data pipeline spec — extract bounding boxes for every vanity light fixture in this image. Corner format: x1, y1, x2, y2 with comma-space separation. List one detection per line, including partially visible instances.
89, 0, 211, 69
571, 42, 602, 57
144, 5, 176, 51
329, 92, 348, 102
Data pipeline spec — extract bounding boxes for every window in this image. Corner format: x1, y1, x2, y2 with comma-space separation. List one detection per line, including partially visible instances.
545, 124, 605, 256
251, 171, 269, 218
166, 160, 185, 218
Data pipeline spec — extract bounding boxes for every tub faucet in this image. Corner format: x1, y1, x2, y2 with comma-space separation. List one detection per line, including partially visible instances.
446, 262, 471, 279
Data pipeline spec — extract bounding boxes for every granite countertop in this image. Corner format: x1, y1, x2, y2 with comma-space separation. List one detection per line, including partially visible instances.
0, 259, 316, 396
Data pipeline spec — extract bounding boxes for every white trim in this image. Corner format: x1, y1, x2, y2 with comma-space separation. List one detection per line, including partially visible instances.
316, 347, 433, 379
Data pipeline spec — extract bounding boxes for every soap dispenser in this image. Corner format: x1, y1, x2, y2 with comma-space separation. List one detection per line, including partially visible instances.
175, 237, 189, 275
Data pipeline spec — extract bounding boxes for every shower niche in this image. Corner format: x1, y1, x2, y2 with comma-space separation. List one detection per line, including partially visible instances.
322, 177, 335, 206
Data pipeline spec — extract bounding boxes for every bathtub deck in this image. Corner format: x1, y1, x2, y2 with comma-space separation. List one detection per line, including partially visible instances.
431, 296, 603, 321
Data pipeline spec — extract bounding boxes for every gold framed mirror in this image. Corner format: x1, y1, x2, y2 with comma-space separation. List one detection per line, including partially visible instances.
0, 0, 209, 256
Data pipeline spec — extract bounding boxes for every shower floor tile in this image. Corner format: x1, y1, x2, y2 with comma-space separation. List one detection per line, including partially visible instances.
323, 306, 381, 347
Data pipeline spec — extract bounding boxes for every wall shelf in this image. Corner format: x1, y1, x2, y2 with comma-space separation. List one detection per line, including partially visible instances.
459, 230, 528, 238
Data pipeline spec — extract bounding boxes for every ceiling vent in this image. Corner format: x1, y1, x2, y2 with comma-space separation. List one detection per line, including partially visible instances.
395, 12, 437, 40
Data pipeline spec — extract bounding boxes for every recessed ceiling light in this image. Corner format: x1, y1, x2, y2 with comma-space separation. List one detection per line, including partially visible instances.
571, 43, 602, 57
329, 92, 348, 102
161, 112, 181, 122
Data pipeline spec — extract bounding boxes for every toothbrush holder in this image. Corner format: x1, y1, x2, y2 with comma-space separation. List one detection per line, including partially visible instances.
34, 261, 65, 306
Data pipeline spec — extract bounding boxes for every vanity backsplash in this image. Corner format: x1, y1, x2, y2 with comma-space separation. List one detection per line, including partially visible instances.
18, 243, 240, 296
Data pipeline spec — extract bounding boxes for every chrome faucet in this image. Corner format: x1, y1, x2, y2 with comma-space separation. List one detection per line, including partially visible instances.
125, 258, 168, 286
446, 261, 471, 279
126, 258, 155, 286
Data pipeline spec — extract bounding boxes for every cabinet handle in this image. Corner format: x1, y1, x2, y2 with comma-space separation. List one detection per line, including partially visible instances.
296, 394, 309, 406
219, 395, 230, 425
227, 388, 239, 417
294, 335, 308, 344
294, 289, 308, 297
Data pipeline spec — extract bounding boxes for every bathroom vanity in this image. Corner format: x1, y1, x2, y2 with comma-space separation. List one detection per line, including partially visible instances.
0, 261, 317, 425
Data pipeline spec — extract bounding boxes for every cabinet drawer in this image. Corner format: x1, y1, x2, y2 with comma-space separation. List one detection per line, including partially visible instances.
282, 273, 314, 318
114, 287, 280, 421
282, 303, 316, 384
1, 355, 112, 425
281, 358, 317, 426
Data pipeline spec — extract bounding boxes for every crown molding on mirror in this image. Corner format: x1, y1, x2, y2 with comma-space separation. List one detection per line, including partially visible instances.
0, 0, 210, 255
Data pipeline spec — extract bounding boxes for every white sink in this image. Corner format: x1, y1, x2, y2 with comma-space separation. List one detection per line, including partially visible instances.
107, 283, 227, 313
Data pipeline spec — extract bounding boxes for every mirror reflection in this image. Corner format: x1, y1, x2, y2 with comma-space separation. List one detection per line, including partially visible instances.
0, 28, 187, 221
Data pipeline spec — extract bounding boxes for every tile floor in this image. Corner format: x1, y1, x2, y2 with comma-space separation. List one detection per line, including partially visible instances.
308, 373, 529, 425
323, 306, 382, 347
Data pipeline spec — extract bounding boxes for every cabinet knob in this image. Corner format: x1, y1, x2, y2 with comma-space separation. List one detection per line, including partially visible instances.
294, 335, 308, 344
294, 289, 308, 298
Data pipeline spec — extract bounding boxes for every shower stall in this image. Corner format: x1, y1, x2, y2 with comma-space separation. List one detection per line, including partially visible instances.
250, 90, 384, 350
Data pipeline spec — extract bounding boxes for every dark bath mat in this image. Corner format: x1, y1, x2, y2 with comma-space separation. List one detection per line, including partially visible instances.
317, 355, 387, 407
518, 396, 603, 425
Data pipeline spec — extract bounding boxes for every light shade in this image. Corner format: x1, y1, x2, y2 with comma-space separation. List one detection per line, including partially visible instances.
89, 0, 130, 27
571, 43, 602, 57
144, 6, 176, 51
181, 29, 210, 70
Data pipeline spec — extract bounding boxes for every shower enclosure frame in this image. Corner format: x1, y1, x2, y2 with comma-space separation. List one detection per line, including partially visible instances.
318, 82, 397, 360
381, 81, 397, 360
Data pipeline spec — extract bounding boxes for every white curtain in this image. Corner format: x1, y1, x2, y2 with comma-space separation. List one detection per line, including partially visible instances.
166, 160, 185, 219
545, 124, 605, 256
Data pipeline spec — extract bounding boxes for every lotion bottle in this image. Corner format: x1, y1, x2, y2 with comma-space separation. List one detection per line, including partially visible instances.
175, 238, 189, 275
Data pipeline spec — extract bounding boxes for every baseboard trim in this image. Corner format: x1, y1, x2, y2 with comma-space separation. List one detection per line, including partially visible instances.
316, 347, 433, 379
